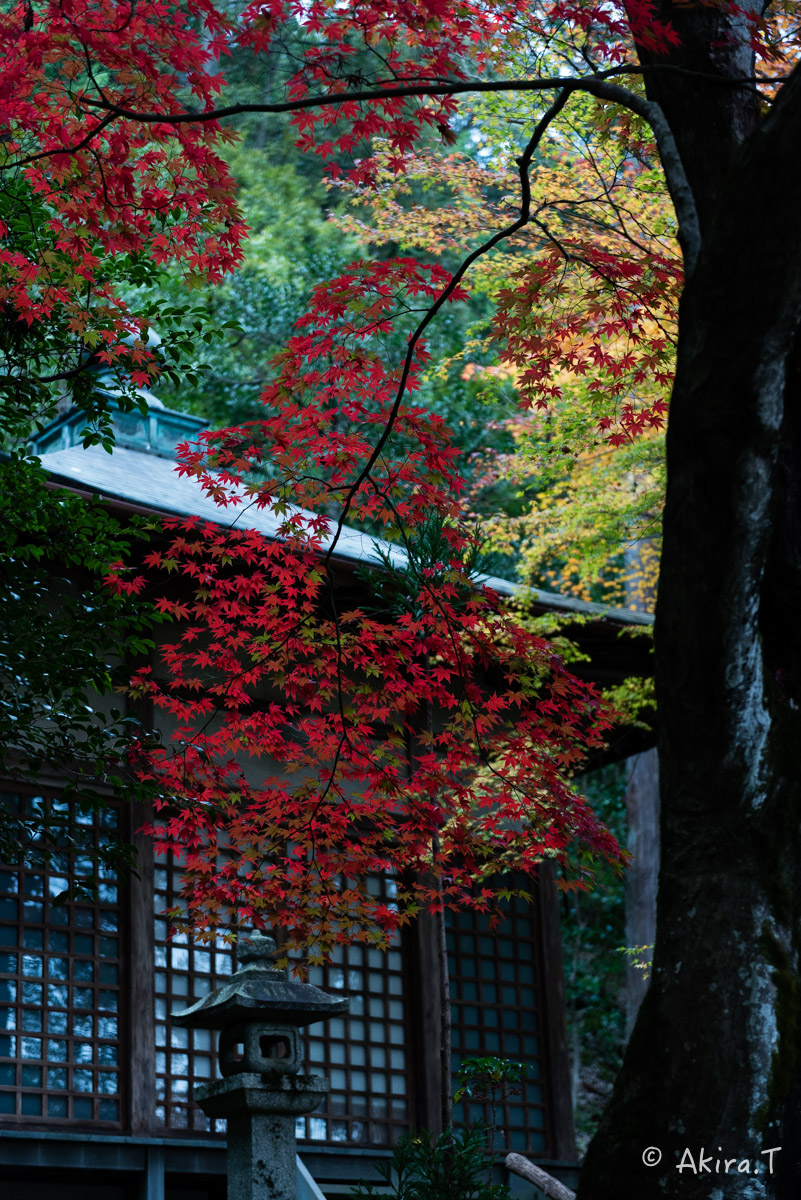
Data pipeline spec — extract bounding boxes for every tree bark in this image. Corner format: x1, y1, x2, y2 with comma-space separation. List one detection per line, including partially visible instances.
628, 0, 764, 231
578, 62, 801, 1200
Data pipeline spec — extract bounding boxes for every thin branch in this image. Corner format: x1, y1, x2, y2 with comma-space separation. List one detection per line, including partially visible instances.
585, 79, 701, 272
0, 109, 118, 172
323, 85, 574, 566
0, 360, 88, 385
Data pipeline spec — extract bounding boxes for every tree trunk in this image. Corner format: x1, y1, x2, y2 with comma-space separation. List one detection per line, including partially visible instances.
578, 65, 801, 1200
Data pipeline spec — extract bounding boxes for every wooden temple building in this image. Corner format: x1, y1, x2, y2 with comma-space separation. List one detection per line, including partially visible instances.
0, 397, 653, 1198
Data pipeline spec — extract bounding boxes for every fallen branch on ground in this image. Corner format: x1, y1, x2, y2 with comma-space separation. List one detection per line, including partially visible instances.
505, 1153, 577, 1200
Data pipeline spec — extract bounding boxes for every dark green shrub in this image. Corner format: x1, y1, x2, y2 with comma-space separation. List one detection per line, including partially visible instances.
350, 1128, 511, 1200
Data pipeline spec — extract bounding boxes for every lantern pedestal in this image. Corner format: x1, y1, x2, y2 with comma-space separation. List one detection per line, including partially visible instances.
172, 933, 349, 1200
195, 1073, 328, 1200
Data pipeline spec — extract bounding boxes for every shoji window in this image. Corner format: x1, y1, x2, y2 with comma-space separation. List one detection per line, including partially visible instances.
150, 866, 413, 1144
297, 878, 412, 1147
448, 895, 550, 1155
0, 792, 123, 1125
152, 855, 231, 1133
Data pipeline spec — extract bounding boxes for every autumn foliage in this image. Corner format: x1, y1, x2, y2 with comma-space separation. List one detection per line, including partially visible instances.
105, 251, 620, 951
11, 0, 794, 950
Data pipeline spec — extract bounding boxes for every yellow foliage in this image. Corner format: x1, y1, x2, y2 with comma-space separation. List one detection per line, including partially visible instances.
332, 81, 678, 611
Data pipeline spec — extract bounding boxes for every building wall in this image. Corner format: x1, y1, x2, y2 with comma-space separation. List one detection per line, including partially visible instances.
0, 786, 574, 1196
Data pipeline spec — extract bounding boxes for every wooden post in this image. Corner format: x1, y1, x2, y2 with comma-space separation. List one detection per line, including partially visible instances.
405, 912, 443, 1134
128, 799, 157, 1134
139, 1147, 165, 1200
536, 862, 576, 1160
623, 749, 660, 1036
622, 538, 660, 1038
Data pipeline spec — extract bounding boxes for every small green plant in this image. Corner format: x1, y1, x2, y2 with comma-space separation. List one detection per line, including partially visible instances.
454, 1056, 528, 1104
454, 1056, 530, 1153
618, 944, 653, 980
350, 1128, 511, 1200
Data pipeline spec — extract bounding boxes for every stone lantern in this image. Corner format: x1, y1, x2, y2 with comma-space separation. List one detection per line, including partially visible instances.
172, 933, 349, 1200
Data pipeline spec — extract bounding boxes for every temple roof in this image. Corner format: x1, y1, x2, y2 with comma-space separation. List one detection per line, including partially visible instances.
39, 441, 653, 628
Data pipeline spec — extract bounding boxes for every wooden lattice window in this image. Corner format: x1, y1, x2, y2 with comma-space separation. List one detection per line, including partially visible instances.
151, 865, 412, 1143
448, 894, 549, 1155
0, 791, 123, 1125
297, 877, 412, 1147
153, 855, 231, 1133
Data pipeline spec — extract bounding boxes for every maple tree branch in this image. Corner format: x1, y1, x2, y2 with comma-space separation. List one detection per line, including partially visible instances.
583, 79, 701, 272
68, 68, 702, 269
361, 455, 557, 818
531, 214, 677, 346
0, 108, 118, 171
0, 361, 89, 386
323, 86, 574, 564
76, 63, 767, 126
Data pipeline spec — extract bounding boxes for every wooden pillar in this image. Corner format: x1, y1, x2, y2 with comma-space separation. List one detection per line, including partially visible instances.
405, 913, 444, 1134
623, 748, 660, 1036
128, 799, 157, 1134
139, 1147, 165, 1200
537, 862, 576, 1161
622, 535, 660, 1038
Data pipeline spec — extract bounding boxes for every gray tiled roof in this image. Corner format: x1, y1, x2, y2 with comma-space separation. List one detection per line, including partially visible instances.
41, 443, 408, 571
41, 443, 653, 627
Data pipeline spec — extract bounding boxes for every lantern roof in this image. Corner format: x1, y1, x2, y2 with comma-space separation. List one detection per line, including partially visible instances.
171, 934, 349, 1031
